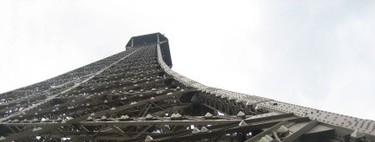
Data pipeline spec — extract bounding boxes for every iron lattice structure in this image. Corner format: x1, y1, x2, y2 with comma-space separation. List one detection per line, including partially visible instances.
0, 33, 374, 142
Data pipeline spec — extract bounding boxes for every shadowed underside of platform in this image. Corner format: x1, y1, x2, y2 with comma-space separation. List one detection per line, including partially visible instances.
0, 33, 374, 142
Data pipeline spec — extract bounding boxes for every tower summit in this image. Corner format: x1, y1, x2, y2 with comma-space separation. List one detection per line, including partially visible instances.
0, 33, 374, 141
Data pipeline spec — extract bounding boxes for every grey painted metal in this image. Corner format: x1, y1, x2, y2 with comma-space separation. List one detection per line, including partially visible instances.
156, 38, 375, 139
0, 47, 143, 122
0, 33, 374, 141
282, 120, 318, 142
244, 121, 288, 142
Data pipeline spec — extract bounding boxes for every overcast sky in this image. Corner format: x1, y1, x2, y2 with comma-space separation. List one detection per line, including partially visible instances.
0, 0, 374, 120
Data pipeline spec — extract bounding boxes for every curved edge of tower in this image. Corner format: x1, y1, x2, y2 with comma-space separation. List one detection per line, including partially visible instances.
132, 33, 375, 141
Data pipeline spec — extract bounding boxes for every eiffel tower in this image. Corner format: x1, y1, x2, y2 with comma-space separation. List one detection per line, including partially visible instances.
0, 33, 374, 142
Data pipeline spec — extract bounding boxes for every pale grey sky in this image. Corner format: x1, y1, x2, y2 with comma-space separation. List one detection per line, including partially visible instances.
0, 0, 374, 120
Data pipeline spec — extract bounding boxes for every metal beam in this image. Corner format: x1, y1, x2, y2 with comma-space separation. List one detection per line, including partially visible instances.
282, 120, 319, 142
245, 121, 288, 142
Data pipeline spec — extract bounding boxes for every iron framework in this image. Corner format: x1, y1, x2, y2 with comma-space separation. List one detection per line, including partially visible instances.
0, 33, 374, 142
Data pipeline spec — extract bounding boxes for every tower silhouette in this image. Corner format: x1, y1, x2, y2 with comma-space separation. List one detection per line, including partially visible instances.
0, 33, 374, 142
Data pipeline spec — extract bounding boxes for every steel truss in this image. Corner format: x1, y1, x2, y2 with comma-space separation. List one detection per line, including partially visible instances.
0, 33, 374, 142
